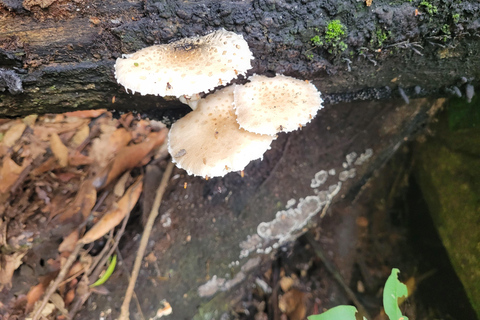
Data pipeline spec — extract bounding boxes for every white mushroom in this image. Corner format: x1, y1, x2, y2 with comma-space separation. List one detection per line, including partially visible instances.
233, 74, 323, 135
114, 29, 254, 98
168, 86, 274, 178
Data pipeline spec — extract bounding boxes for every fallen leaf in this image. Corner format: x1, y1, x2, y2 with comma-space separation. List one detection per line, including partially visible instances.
93, 129, 167, 189
278, 289, 306, 320
56, 178, 96, 223
1, 122, 26, 147
131, 119, 152, 142
25, 273, 57, 312
90, 127, 132, 168
23, 114, 38, 127
68, 151, 94, 166
113, 171, 131, 197
55, 172, 78, 182
31, 157, 57, 176
26, 283, 46, 312
63, 109, 107, 118
279, 276, 295, 292
0, 250, 28, 290
64, 289, 75, 306
71, 124, 90, 147
51, 293, 69, 315
0, 157, 29, 193
80, 176, 143, 244
50, 132, 69, 167
58, 230, 79, 253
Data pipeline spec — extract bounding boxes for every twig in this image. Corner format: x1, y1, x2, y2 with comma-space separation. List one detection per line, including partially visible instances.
305, 233, 372, 320
119, 161, 174, 320
116, 247, 146, 320
32, 244, 82, 320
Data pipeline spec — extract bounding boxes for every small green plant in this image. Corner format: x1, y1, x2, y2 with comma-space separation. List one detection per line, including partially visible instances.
308, 268, 409, 320
371, 29, 391, 47
420, 1, 438, 15
309, 20, 348, 56
452, 13, 460, 24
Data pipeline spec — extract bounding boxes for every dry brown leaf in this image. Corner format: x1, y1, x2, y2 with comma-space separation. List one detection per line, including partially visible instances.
80, 176, 143, 244
113, 171, 131, 197
93, 129, 167, 189
90, 127, 132, 168
36, 119, 88, 141
23, 114, 38, 127
71, 124, 90, 147
58, 230, 79, 253
31, 157, 57, 176
0, 157, 29, 193
68, 151, 94, 166
56, 178, 96, 223
64, 288, 75, 306
279, 276, 295, 292
278, 289, 306, 320
26, 282, 46, 312
63, 109, 107, 118
119, 113, 135, 128
0, 250, 28, 290
50, 132, 69, 167
131, 119, 152, 142
55, 172, 78, 182
50, 292, 69, 316
67, 261, 85, 278
2, 122, 26, 147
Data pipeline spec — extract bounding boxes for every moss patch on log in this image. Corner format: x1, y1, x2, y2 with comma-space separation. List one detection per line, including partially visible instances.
414, 96, 480, 317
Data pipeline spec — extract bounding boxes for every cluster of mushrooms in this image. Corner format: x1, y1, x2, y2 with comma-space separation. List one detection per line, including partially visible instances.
115, 29, 323, 178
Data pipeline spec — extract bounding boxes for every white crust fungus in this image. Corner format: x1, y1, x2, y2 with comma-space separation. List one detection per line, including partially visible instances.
168, 86, 274, 178
114, 29, 254, 98
233, 74, 323, 135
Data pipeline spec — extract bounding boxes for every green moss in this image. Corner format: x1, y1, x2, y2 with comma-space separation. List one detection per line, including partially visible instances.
452, 13, 460, 23
371, 29, 391, 47
309, 19, 348, 56
414, 106, 480, 317
325, 20, 346, 45
420, 0, 438, 15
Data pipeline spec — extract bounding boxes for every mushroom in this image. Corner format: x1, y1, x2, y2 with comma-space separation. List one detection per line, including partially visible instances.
114, 29, 254, 99
233, 74, 323, 135
168, 86, 274, 178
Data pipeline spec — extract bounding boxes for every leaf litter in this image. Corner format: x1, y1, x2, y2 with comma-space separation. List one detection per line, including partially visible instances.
0, 110, 169, 319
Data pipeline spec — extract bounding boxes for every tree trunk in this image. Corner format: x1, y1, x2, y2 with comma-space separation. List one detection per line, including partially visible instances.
1, 0, 479, 116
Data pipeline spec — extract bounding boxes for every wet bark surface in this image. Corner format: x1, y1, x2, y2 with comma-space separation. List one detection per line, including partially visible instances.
1, 0, 480, 116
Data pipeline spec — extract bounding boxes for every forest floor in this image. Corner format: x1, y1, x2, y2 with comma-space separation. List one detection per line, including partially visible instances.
0, 108, 475, 320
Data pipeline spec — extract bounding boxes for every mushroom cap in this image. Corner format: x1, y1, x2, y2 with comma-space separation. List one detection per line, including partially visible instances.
114, 29, 254, 98
168, 86, 274, 178
233, 74, 323, 135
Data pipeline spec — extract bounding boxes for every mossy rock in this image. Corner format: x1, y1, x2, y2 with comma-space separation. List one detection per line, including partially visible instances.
414, 96, 480, 317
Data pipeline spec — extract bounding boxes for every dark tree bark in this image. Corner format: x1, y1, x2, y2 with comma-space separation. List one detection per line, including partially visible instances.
1, 0, 479, 116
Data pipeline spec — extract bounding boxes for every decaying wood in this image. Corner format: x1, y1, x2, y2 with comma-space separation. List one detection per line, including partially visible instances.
1, 0, 479, 116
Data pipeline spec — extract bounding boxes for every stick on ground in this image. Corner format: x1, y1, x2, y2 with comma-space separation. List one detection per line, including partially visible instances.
119, 161, 174, 320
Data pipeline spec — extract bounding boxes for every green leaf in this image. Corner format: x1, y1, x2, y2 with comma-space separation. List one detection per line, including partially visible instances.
308, 305, 358, 320
383, 268, 409, 320
90, 254, 117, 288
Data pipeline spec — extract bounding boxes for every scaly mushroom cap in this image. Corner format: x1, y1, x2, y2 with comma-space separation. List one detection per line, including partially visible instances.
234, 75, 323, 135
168, 86, 274, 178
114, 29, 254, 98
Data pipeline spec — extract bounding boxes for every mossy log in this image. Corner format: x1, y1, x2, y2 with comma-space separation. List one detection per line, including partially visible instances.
414, 98, 480, 318
1, 0, 480, 116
